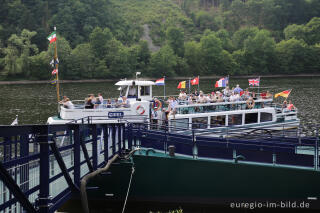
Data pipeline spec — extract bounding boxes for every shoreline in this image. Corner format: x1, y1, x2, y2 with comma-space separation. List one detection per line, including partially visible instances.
0, 74, 320, 85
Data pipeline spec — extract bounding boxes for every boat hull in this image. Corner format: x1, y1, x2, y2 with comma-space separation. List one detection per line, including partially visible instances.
87, 150, 320, 208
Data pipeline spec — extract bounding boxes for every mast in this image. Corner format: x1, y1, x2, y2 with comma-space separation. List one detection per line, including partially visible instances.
54, 26, 60, 102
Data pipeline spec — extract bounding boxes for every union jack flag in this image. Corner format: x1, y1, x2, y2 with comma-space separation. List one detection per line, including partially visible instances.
248, 78, 260, 86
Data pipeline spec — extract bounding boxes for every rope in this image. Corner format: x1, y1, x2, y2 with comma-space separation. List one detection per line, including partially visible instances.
121, 165, 135, 213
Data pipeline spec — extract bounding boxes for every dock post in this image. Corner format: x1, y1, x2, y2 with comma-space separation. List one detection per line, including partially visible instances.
192, 130, 197, 159
20, 134, 29, 197
73, 125, 81, 187
122, 123, 126, 150
37, 127, 51, 213
112, 124, 116, 154
92, 125, 98, 170
315, 128, 319, 171
127, 124, 133, 149
118, 124, 122, 152
103, 124, 109, 161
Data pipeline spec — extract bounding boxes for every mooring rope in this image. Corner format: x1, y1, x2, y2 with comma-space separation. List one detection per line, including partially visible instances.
121, 165, 135, 213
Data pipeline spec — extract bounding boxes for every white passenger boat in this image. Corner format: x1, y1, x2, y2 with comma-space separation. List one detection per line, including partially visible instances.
47, 80, 154, 124
48, 79, 300, 132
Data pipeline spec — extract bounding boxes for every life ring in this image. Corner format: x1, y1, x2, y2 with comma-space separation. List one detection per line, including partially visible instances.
246, 99, 255, 109
136, 105, 146, 115
152, 100, 162, 111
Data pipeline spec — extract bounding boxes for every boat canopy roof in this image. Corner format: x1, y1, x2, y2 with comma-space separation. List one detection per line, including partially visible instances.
115, 80, 155, 86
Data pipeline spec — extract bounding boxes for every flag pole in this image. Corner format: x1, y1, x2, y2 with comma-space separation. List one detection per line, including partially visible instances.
188, 77, 191, 95
54, 26, 60, 102
227, 75, 230, 87
198, 75, 200, 92
164, 76, 166, 100
258, 76, 260, 97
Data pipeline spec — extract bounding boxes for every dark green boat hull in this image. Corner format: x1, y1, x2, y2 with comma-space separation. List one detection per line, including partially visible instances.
87, 150, 320, 207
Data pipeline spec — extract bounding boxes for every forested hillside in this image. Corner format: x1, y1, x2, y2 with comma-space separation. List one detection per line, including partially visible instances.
0, 0, 320, 80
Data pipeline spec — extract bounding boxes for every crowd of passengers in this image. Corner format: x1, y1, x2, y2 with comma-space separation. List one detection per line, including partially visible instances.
165, 85, 273, 112
59, 94, 130, 109
59, 84, 295, 112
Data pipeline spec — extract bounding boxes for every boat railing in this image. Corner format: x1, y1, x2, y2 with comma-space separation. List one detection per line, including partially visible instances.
131, 121, 320, 169
68, 115, 148, 124
60, 99, 135, 110
171, 99, 273, 115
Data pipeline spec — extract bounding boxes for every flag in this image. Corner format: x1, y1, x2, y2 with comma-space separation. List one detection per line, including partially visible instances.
191, 77, 199, 85
50, 79, 57, 84
249, 78, 260, 86
52, 69, 58, 75
47, 31, 57, 43
177, 81, 186, 89
215, 77, 228, 88
50, 58, 59, 67
155, 78, 165, 85
275, 89, 291, 98
11, 117, 18, 125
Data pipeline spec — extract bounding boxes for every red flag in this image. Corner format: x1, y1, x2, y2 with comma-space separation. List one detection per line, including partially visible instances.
52, 69, 58, 75
191, 77, 199, 85
274, 90, 291, 98
177, 81, 186, 89
248, 78, 260, 86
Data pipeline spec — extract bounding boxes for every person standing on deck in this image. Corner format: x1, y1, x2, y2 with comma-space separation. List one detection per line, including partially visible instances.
98, 93, 104, 104
287, 101, 296, 111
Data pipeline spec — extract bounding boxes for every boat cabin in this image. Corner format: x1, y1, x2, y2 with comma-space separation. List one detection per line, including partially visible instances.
115, 80, 155, 101
166, 98, 299, 131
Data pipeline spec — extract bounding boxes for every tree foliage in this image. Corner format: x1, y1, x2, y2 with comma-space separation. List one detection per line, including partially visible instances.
0, 0, 320, 80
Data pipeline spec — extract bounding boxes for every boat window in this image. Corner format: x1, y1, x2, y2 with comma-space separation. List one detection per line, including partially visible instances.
120, 86, 128, 97
228, 114, 242, 125
171, 119, 189, 131
140, 86, 150, 96
192, 117, 208, 129
260, 112, 272, 122
128, 86, 137, 97
245, 113, 258, 124
210, 115, 226, 127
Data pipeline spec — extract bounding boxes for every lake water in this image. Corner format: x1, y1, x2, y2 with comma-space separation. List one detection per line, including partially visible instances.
0, 76, 319, 133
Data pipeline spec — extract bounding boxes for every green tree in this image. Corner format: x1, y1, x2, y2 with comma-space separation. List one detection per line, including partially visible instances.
275, 38, 308, 74
284, 24, 306, 41
149, 45, 177, 77
215, 29, 233, 52
304, 17, 320, 45
89, 27, 113, 59
242, 29, 276, 74
184, 41, 202, 75
166, 27, 185, 57
199, 32, 223, 75
67, 43, 95, 79
3, 29, 38, 78
232, 27, 259, 50
29, 51, 51, 80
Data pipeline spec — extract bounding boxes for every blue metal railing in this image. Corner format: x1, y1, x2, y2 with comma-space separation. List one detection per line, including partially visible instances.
130, 122, 320, 169
0, 123, 126, 213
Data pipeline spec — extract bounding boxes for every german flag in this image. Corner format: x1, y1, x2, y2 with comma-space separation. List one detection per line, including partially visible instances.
177, 81, 186, 89
274, 89, 291, 98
